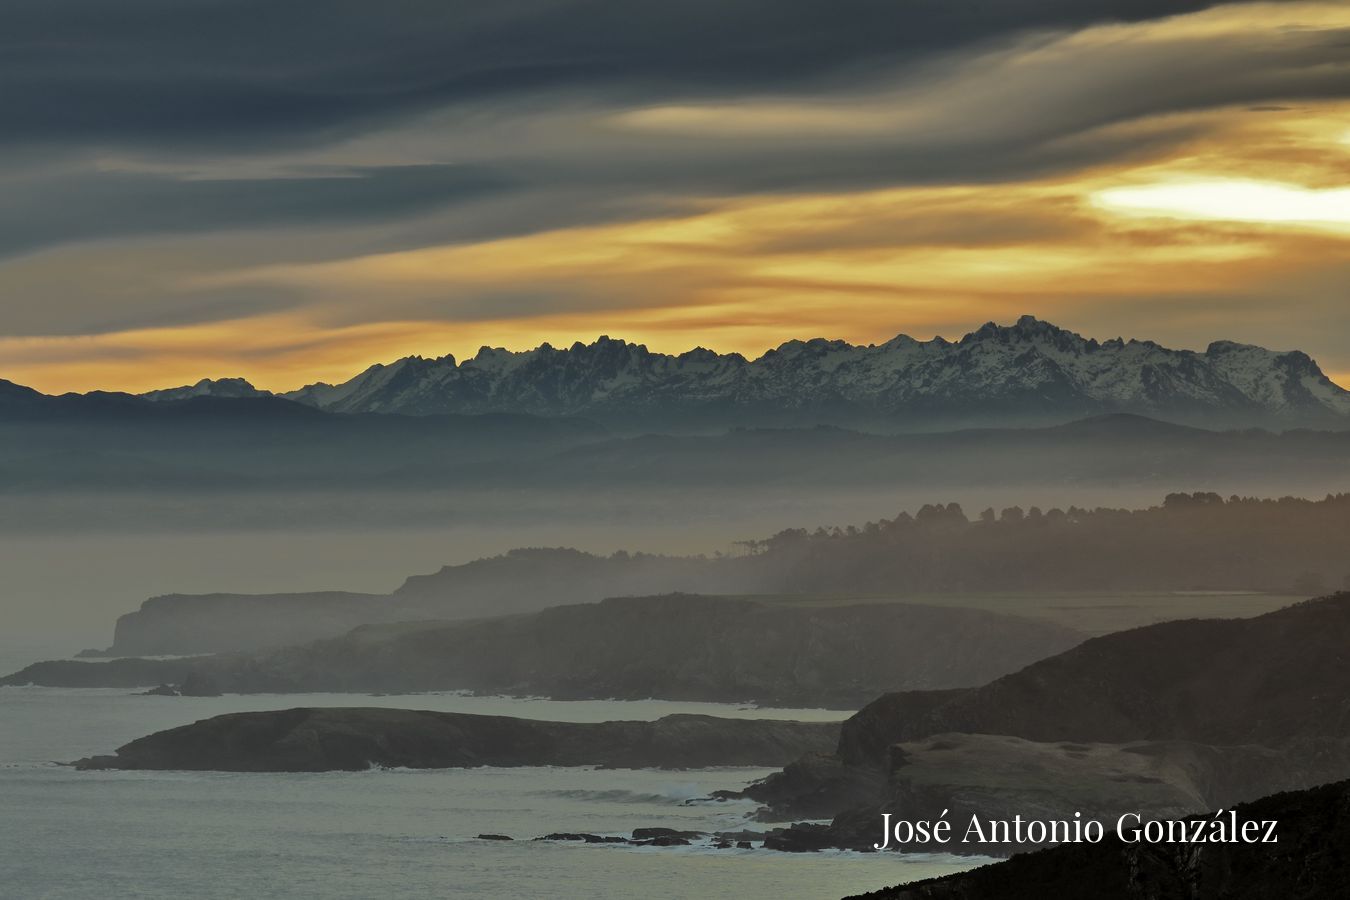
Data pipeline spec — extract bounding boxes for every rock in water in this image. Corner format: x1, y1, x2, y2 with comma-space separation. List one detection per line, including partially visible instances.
177, 672, 222, 697
141, 684, 179, 696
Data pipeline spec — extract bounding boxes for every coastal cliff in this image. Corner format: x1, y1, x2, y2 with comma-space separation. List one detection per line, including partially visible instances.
8, 594, 1083, 708
94, 493, 1350, 657
748, 594, 1350, 854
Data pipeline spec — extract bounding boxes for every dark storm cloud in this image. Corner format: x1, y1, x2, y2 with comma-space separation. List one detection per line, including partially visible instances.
1, 1, 1342, 261
6, 13, 1338, 269
0, 0, 1345, 349
0, 165, 514, 260
0, 102, 1202, 264
0, 134, 1147, 279
0, 0, 1258, 150
75, 286, 308, 338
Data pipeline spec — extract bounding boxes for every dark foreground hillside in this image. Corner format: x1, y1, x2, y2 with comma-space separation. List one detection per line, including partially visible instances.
748, 594, 1350, 854
849, 777, 1350, 900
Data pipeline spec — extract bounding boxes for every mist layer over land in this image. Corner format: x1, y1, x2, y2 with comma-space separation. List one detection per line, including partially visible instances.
6, 319, 1350, 645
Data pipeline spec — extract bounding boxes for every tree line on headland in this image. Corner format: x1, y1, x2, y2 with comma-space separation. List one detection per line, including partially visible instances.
736, 493, 1350, 596
76, 492, 1350, 658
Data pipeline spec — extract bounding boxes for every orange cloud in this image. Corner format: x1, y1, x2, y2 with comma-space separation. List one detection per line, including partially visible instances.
2, 93, 1348, 394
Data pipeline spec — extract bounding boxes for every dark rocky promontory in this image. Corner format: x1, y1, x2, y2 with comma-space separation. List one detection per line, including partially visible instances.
2, 656, 198, 688
73, 708, 839, 772
746, 593, 1350, 854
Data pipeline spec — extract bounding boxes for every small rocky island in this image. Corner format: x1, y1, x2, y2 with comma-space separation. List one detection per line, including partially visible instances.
73, 708, 839, 772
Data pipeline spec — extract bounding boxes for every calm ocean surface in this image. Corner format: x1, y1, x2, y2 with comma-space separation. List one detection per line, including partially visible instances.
0, 638, 983, 899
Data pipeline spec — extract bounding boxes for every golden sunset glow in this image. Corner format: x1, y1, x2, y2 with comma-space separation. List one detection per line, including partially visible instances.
1093, 180, 1350, 231
1, 1, 1348, 395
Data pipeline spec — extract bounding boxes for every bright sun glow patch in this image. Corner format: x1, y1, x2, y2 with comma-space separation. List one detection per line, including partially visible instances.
1092, 179, 1350, 232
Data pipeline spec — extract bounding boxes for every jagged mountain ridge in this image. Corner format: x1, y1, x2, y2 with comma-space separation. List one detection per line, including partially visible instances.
269, 316, 1350, 429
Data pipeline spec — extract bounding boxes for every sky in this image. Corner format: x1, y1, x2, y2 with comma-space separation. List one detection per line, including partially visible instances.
1, 0, 1348, 394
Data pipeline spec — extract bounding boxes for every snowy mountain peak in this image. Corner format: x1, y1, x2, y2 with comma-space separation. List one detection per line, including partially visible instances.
271, 319, 1350, 430
962, 316, 1098, 354
1202, 340, 1348, 415
880, 333, 921, 349
142, 377, 267, 403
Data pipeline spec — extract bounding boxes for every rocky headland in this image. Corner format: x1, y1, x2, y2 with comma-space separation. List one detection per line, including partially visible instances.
7, 594, 1083, 708
743, 594, 1350, 854
83, 493, 1350, 657
73, 708, 839, 772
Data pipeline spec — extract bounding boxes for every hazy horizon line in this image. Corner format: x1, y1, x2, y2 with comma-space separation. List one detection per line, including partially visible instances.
8, 314, 1348, 396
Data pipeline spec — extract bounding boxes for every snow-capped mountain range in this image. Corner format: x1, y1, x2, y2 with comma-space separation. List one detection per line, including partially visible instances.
145, 317, 1350, 431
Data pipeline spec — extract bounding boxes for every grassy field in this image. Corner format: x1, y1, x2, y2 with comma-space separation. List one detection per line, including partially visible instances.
740, 590, 1308, 636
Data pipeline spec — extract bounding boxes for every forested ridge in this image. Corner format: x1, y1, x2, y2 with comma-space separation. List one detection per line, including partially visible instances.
737, 492, 1350, 595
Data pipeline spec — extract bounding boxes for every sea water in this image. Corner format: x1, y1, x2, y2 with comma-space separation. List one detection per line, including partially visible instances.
0, 639, 983, 899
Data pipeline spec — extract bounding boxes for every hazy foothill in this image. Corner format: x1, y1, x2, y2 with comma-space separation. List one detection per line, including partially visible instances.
48, 492, 1350, 659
